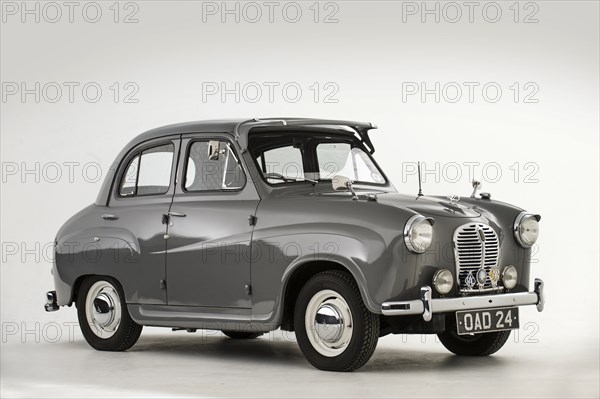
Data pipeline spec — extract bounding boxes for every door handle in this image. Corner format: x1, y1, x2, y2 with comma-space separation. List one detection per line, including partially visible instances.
168, 211, 186, 217
101, 214, 119, 221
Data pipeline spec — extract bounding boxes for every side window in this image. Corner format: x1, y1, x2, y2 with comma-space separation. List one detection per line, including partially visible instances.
184, 140, 246, 191
260, 145, 304, 183
119, 143, 174, 197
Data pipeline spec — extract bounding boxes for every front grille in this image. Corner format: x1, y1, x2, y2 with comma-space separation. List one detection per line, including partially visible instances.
453, 223, 501, 292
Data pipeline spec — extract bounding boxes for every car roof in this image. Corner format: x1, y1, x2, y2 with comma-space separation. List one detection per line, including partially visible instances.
133, 117, 376, 145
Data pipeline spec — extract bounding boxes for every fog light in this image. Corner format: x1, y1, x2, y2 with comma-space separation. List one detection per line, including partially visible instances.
433, 269, 454, 295
502, 265, 518, 289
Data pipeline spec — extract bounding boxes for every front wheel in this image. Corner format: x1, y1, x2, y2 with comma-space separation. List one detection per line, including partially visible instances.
76, 276, 143, 351
437, 329, 511, 356
294, 270, 379, 372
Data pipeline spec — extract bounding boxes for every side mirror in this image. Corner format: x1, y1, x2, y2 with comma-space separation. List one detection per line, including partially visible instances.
208, 140, 221, 161
332, 175, 358, 200
332, 175, 352, 191
470, 180, 481, 198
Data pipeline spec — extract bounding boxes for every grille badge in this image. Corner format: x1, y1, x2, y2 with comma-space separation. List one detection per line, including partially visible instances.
489, 267, 500, 288
465, 272, 477, 289
476, 268, 488, 287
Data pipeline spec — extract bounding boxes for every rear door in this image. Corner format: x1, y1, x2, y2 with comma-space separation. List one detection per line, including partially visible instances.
165, 134, 260, 308
104, 137, 180, 304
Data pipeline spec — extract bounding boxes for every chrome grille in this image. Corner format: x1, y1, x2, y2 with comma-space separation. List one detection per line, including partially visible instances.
453, 223, 501, 292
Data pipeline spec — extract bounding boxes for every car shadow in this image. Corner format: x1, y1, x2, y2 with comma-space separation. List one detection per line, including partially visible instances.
127, 332, 506, 372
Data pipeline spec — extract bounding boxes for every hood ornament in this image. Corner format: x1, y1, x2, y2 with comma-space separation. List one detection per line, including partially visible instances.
447, 194, 460, 204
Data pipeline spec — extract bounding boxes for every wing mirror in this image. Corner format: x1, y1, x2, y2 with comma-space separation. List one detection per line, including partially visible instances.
332, 175, 358, 200
208, 140, 223, 161
470, 180, 481, 198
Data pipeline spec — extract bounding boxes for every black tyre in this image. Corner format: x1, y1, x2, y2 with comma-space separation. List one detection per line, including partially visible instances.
294, 270, 379, 372
222, 331, 263, 339
437, 329, 511, 356
76, 276, 143, 351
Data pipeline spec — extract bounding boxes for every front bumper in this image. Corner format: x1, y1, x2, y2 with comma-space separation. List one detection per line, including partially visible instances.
382, 278, 544, 321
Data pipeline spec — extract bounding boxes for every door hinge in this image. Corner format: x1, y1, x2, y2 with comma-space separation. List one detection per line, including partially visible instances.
245, 284, 252, 295
248, 215, 257, 226
160, 279, 167, 290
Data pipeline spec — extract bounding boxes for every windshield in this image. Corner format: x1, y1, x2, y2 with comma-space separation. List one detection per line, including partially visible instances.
250, 133, 387, 186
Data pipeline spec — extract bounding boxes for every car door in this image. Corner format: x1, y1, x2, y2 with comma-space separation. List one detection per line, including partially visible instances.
165, 134, 260, 308
104, 136, 180, 305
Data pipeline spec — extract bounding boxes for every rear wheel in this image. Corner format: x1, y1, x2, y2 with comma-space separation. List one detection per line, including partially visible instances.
222, 331, 263, 339
437, 329, 511, 356
76, 276, 142, 351
294, 270, 379, 372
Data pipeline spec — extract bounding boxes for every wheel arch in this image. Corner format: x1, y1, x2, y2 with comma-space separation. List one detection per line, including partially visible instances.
69, 273, 121, 306
279, 259, 376, 331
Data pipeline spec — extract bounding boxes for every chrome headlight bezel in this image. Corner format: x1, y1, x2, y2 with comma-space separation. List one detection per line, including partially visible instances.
404, 215, 434, 254
513, 211, 541, 248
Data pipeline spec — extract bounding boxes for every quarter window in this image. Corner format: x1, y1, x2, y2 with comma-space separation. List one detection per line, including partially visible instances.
184, 140, 246, 191
119, 143, 174, 197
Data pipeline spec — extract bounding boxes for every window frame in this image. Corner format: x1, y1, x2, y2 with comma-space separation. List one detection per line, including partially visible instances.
115, 140, 177, 199
181, 138, 247, 194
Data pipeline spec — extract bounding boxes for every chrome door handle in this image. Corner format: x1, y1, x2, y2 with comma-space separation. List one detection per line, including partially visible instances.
101, 214, 119, 221
168, 211, 186, 217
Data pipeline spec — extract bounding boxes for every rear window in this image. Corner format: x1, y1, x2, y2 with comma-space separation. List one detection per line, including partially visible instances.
119, 143, 174, 197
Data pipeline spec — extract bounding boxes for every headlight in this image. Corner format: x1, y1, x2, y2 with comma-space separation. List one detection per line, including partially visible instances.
433, 269, 454, 295
514, 212, 541, 247
502, 265, 518, 289
404, 215, 434, 253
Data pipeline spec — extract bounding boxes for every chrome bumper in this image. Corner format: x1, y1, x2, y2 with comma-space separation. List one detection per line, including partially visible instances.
381, 278, 544, 321
44, 291, 59, 312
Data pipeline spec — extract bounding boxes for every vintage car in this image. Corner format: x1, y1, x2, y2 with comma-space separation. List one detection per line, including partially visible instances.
45, 118, 544, 371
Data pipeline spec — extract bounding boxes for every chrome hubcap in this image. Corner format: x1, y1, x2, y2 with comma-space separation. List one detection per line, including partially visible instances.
305, 289, 353, 357
85, 281, 121, 338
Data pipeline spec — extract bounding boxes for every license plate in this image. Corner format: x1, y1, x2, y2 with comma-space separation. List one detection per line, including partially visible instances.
456, 307, 519, 335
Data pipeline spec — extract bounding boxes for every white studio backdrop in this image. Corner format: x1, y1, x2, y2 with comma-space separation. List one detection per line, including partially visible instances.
1, 1, 598, 397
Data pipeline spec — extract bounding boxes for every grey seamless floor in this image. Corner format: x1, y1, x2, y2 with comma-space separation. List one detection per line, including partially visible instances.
1, 327, 598, 398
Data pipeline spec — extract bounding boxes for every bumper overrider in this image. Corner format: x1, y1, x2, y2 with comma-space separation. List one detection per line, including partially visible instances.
382, 278, 544, 321
45, 291, 59, 312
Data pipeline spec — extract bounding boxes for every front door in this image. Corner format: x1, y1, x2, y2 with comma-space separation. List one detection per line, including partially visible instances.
166, 135, 259, 308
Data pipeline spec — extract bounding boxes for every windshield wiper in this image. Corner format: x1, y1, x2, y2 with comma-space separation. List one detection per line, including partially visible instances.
264, 173, 318, 186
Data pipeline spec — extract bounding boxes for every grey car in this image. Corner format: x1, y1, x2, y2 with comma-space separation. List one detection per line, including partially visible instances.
45, 118, 544, 371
